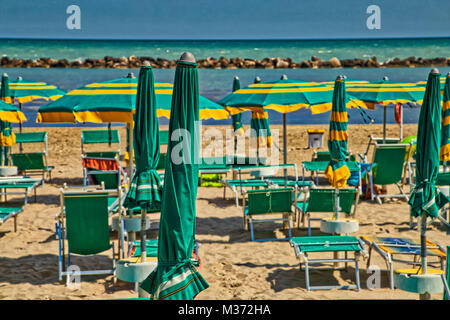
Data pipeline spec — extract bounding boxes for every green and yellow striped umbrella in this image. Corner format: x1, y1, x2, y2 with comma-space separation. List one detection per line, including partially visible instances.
0, 74, 27, 123
324, 76, 351, 188
231, 76, 244, 136
440, 74, 450, 161
37, 75, 228, 124
250, 109, 272, 148
345, 78, 426, 108
141, 52, 209, 300
417, 76, 446, 93
8, 77, 65, 104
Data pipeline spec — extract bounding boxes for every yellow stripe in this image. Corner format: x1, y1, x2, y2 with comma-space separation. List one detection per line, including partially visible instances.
347, 87, 425, 92
236, 87, 331, 94
68, 89, 172, 95
251, 111, 268, 119
0, 97, 14, 104
157, 108, 229, 120
249, 82, 321, 88
346, 83, 419, 87
85, 83, 172, 88
329, 130, 348, 141
14, 95, 64, 103
330, 111, 348, 122
74, 111, 133, 123
440, 144, 450, 162
36, 112, 76, 123
0, 110, 27, 123
9, 86, 56, 89
264, 103, 309, 113
443, 101, 450, 112
9, 82, 47, 86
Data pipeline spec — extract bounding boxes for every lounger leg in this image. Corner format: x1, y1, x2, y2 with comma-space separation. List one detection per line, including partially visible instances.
13, 216, 17, 233
304, 259, 310, 291
249, 219, 255, 241
355, 257, 360, 292
308, 216, 312, 237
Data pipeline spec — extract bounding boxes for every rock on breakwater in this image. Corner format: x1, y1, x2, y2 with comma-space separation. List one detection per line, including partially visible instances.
0, 55, 449, 69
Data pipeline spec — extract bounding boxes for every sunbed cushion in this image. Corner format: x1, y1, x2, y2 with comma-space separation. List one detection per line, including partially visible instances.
291, 236, 361, 253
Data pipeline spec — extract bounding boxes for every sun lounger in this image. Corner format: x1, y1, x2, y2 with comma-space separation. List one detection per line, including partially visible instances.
301, 161, 361, 188
360, 135, 402, 163
296, 188, 359, 236
0, 207, 24, 232
365, 143, 411, 204
242, 187, 296, 241
0, 176, 43, 206
290, 235, 366, 291
81, 129, 120, 158
11, 132, 54, 183
360, 236, 447, 290
56, 188, 118, 285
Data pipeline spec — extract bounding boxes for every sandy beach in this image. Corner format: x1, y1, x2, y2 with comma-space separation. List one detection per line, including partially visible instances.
0, 123, 448, 300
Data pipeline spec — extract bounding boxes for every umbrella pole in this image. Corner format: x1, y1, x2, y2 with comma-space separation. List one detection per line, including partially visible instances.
283, 113, 287, 186
127, 123, 135, 242
419, 213, 432, 300
399, 104, 403, 140
19, 103, 23, 153
383, 105, 387, 143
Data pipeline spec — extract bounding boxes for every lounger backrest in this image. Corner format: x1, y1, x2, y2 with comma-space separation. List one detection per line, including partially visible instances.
85, 151, 118, 159
372, 144, 408, 185
63, 191, 111, 255
11, 152, 45, 170
307, 188, 356, 214
15, 132, 47, 144
81, 130, 120, 145
247, 188, 293, 215
314, 151, 331, 162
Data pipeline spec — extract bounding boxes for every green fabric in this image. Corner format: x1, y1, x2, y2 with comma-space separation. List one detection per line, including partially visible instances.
124, 66, 162, 212
0, 207, 22, 223
372, 145, 408, 185
314, 151, 331, 161
159, 130, 169, 146
14, 132, 47, 143
300, 188, 356, 214
445, 246, 449, 300
90, 172, 119, 189
0, 74, 27, 123
409, 71, 449, 218
10, 152, 49, 171
0, 75, 13, 165
141, 58, 209, 300
291, 236, 361, 253
231, 77, 243, 134
246, 188, 293, 215
82, 130, 120, 144
436, 172, 450, 186
64, 192, 111, 255
132, 240, 159, 258
85, 151, 118, 158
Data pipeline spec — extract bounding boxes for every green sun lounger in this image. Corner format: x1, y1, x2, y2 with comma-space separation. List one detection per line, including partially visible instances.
243, 187, 295, 242
290, 235, 366, 291
57, 189, 117, 285
0, 177, 43, 206
296, 188, 359, 236
81, 129, 121, 158
360, 135, 402, 162
0, 206, 24, 232
366, 143, 411, 204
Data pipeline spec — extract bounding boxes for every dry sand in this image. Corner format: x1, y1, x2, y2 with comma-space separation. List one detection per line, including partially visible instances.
0, 123, 448, 300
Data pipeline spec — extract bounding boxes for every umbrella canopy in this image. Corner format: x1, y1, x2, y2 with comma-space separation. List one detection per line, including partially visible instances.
141, 52, 209, 300
440, 74, 450, 161
345, 79, 426, 108
123, 66, 162, 212
417, 76, 446, 92
324, 76, 351, 189
409, 69, 448, 219
37, 76, 228, 123
8, 78, 65, 104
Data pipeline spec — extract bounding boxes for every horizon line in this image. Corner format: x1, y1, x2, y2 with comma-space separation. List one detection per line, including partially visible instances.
1, 35, 450, 41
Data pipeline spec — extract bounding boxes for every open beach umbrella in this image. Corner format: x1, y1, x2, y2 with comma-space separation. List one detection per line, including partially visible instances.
123, 65, 163, 285
324, 75, 351, 190
37, 76, 228, 124
249, 76, 272, 149
440, 73, 450, 162
140, 52, 209, 300
8, 77, 65, 104
408, 69, 449, 284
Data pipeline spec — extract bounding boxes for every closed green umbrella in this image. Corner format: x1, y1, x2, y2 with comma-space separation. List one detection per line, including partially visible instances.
324, 75, 351, 191
440, 74, 450, 162
140, 52, 209, 300
408, 69, 449, 284
231, 76, 243, 136
123, 65, 163, 283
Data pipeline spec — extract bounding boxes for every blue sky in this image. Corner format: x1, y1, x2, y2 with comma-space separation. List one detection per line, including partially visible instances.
0, 0, 449, 40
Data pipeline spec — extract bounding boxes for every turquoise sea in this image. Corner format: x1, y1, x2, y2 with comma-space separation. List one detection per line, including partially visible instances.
1, 38, 449, 127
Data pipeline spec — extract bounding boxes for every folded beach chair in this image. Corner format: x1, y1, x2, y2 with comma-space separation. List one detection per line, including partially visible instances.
56, 188, 118, 285
366, 143, 411, 204
290, 235, 366, 291
10, 132, 54, 183
296, 188, 359, 236
242, 187, 296, 241
81, 129, 120, 159
360, 236, 447, 290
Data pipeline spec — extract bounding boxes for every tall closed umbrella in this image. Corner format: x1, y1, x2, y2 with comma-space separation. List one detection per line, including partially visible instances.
408, 69, 449, 297
325, 75, 351, 190
140, 52, 209, 300
440, 74, 450, 163
123, 65, 163, 282
231, 77, 243, 152
0, 74, 15, 165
